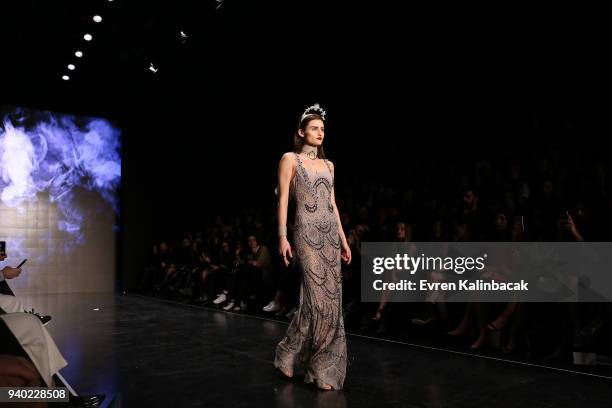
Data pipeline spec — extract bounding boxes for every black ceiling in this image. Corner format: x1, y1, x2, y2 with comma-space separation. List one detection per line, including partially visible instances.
3, 2, 612, 239
2, 2, 612, 130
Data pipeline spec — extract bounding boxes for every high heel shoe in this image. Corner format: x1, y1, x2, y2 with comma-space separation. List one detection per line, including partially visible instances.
316, 380, 333, 391
276, 365, 293, 379
470, 331, 489, 350
371, 308, 384, 321
411, 317, 434, 326
360, 309, 384, 331
470, 340, 485, 350
502, 344, 515, 354
446, 328, 468, 337
486, 314, 510, 332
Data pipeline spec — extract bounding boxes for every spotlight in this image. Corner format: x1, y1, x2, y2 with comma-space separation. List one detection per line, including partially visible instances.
68, 64, 76, 70
75, 51, 83, 58
216, 0, 224, 10
84, 33, 93, 41
179, 30, 189, 44
62, 75, 70, 81
93, 15, 103, 23
148, 62, 158, 73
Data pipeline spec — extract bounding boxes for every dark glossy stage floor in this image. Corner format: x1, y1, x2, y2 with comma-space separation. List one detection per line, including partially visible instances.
18, 293, 612, 407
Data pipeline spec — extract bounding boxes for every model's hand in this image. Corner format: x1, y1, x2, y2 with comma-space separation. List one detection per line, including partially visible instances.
559, 213, 584, 241
1, 266, 21, 280
341, 242, 352, 265
566, 214, 584, 241
279, 237, 293, 267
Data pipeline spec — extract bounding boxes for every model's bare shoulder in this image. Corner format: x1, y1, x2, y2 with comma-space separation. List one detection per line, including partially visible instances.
278, 152, 296, 175
280, 151, 296, 160
280, 152, 297, 166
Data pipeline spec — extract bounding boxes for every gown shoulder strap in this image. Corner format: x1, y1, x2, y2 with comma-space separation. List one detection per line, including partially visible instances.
323, 159, 334, 186
292, 152, 314, 193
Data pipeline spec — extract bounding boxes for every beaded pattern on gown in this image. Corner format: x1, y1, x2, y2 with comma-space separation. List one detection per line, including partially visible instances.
274, 152, 347, 390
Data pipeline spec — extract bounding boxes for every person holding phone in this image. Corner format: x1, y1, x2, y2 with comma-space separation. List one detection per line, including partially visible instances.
558, 210, 584, 242
0, 252, 29, 316
0, 242, 51, 324
0, 241, 24, 284
0, 241, 24, 299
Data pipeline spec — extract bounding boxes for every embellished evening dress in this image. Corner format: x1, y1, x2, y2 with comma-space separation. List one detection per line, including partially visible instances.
274, 152, 347, 390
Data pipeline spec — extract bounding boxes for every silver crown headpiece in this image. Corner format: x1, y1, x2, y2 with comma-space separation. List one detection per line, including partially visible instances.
300, 103, 326, 122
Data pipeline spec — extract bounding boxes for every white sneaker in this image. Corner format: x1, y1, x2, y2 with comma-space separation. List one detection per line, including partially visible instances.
263, 301, 281, 313
213, 292, 228, 305
223, 301, 235, 311
233, 305, 242, 312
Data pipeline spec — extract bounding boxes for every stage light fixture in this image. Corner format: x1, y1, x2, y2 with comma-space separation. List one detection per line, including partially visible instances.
179, 30, 189, 44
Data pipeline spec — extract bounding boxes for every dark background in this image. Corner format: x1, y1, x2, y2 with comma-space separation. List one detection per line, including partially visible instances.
2, 1, 611, 289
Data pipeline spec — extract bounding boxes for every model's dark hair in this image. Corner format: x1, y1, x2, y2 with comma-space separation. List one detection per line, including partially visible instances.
293, 114, 326, 159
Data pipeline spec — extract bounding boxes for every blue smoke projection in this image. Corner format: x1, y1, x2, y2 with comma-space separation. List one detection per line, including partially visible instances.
0, 107, 121, 294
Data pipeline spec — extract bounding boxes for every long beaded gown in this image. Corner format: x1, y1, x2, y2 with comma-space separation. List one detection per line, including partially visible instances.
274, 152, 347, 390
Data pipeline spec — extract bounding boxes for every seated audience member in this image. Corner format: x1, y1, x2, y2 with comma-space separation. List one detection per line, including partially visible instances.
0, 252, 51, 324
0, 312, 105, 407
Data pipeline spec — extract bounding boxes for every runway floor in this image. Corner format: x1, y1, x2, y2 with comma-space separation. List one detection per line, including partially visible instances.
16, 293, 612, 407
